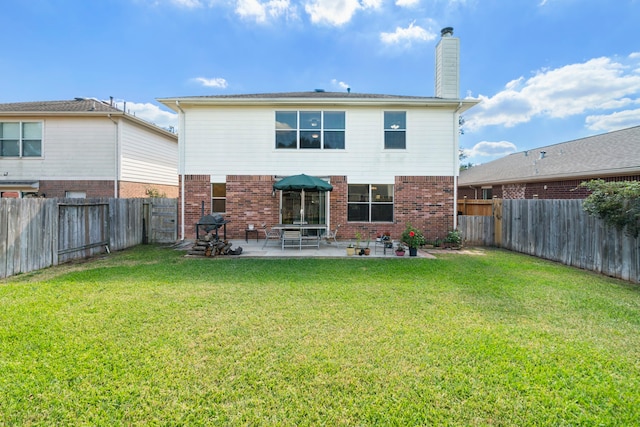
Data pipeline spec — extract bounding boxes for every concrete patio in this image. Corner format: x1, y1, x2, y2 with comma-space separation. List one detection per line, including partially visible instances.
178, 238, 436, 259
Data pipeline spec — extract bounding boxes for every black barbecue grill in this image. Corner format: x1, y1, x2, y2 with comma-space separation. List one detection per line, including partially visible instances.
196, 214, 230, 240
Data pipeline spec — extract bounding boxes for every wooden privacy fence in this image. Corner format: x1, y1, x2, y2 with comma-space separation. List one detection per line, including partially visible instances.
0, 198, 177, 279
457, 199, 640, 283
457, 198, 494, 216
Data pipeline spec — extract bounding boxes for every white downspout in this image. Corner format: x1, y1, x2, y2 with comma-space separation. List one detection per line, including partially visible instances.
108, 114, 119, 198
176, 101, 186, 241
453, 102, 463, 230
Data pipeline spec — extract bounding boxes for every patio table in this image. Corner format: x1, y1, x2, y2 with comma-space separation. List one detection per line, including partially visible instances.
273, 224, 328, 249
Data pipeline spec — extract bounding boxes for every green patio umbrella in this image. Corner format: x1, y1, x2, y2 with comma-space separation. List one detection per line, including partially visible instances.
273, 174, 333, 224
272, 174, 333, 191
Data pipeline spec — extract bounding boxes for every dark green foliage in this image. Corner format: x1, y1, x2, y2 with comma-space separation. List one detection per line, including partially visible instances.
581, 179, 640, 237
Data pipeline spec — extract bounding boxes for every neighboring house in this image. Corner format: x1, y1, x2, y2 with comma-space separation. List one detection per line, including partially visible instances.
0, 98, 178, 199
159, 28, 478, 241
458, 125, 640, 200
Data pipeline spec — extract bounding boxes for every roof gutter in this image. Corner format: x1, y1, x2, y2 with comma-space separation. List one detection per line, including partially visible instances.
459, 166, 640, 187
158, 97, 479, 112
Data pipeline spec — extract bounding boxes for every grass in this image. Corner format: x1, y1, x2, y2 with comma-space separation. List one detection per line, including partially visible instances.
1, 246, 639, 426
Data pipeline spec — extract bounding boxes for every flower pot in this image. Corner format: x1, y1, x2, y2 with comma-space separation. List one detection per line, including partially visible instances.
346, 247, 356, 256
363, 248, 371, 256
395, 250, 405, 257
409, 247, 418, 257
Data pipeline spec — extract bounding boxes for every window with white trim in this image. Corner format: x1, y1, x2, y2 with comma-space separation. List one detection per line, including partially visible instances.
384, 111, 406, 149
347, 184, 394, 222
276, 111, 345, 149
0, 122, 42, 157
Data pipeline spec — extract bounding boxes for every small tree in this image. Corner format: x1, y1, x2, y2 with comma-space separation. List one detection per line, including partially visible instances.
459, 149, 473, 171
581, 179, 640, 237
145, 186, 167, 198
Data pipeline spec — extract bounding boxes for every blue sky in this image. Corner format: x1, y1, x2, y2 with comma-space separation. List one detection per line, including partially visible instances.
2, 0, 639, 164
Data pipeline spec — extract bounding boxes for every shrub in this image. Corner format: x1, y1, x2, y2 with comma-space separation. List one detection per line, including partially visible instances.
581, 179, 640, 237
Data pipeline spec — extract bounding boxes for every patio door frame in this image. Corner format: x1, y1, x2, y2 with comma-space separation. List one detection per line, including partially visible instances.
280, 189, 328, 226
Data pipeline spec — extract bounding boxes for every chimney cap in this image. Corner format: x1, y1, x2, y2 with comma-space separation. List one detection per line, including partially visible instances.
441, 27, 454, 37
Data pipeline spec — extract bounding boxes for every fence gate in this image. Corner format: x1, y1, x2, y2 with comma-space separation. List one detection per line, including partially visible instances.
58, 202, 110, 264
146, 198, 177, 243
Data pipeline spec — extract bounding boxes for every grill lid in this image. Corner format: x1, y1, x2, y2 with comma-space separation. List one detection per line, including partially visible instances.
198, 214, 228, 225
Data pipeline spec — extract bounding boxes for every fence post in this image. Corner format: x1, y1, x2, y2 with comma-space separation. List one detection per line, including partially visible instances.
493, 197, 503, 247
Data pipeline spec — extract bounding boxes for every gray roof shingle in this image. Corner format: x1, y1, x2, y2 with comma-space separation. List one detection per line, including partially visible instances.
169, 91, 440, 100
459, 125, 640, 185
0, 98, 121, 113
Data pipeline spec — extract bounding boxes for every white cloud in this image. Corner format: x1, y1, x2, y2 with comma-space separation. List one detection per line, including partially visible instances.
585, 108, 640, 131
466, 56, 640, 132
124, 102, 179, 131
380, 21, 436, 46
305, 0, 374, 26
193, 77, 229, 88
170, 0, 202, 7
236, 0, 297, 22
463, 140, 518, 158
331, 79, 350, 90
395, 0, 420, 7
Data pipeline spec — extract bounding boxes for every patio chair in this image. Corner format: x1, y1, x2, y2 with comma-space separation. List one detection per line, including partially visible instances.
323, 224, 341, 244
282, 230, 302, 250
261, 223, 281, 249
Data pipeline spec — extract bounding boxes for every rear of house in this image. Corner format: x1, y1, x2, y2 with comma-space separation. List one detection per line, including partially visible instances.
159, 28, 478, 241
0, 98, 178, 199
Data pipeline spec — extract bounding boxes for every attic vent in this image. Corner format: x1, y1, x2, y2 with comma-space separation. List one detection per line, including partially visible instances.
539, 151, 547, 159
314, 89, 325, 92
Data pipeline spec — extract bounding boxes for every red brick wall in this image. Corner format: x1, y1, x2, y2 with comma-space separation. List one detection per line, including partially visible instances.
179, 174, 212, 238
338, 176, 455, 243
180, 174, 455, 242
459, 175, 640, 201
38, 180, 115, 198
119, 181, 179, 198
226, 175, 279, 237
328, 176, 348, 238
457, 185, 504, 200
394, 176, 455, 241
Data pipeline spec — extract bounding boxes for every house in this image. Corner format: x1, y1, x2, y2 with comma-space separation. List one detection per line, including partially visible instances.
458, 125, 640, 200
158, 28, 478, 241
0, 98, 178, 199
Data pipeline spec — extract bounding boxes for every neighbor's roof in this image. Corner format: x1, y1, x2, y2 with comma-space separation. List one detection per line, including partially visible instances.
0, 98, 121, 113
0, 98, 177, 139
158, 91, 479, 113
459, 125, 640, 186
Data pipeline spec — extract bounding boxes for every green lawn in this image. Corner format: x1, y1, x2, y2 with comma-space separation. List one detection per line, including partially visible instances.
1, 246, 639, 426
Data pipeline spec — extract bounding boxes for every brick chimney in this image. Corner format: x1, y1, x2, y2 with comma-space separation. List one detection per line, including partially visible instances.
435, 27, 460, 99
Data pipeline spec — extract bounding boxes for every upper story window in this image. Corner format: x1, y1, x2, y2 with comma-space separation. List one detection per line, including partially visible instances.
276, 111, 345, 150
0, 122, 42, 157
347, 184, 394, 222
384, 111, 406, 149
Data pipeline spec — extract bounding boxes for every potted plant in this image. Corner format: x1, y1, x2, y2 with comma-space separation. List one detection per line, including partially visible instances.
443, 229, 462, 249
363, 235, 371, 256
395, 243, 406, 256
382, 231, 393, 248
401, 224, 426, 256
346, 243, 356, 256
